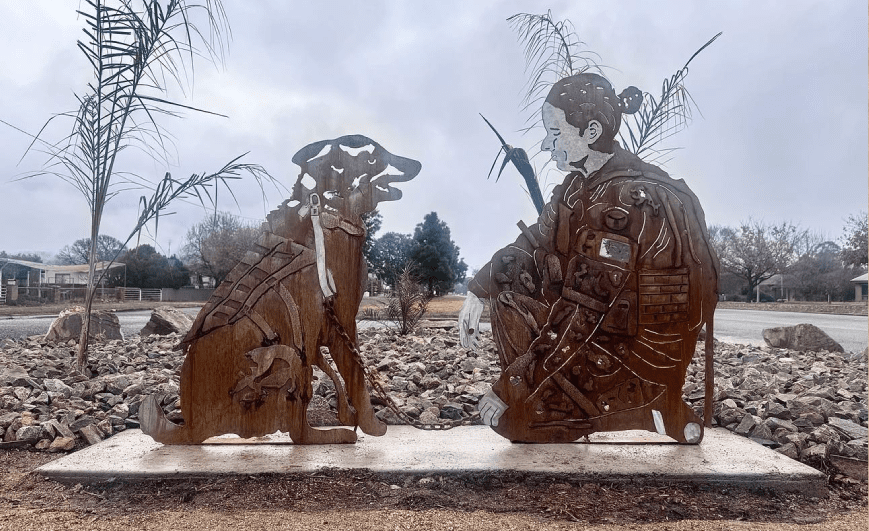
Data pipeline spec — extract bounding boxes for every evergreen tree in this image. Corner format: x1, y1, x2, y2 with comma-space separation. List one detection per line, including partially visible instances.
368, 232, 416, 289
361, 210, 383, 268
410, 212, 468, 295
119, 245, 189, 289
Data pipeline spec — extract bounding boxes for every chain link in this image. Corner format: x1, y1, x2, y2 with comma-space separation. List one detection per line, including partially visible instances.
324, 298, 480, 430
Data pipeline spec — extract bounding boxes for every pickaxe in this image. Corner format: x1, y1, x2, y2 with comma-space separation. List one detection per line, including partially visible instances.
480, 113, 545, 215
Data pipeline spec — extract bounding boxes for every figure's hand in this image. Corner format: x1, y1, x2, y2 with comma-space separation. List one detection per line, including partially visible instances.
458, 292, 484, 351
478, 389, 508, 427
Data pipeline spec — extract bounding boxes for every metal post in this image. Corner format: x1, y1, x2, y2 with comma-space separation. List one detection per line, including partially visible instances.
704, 318, 715, 428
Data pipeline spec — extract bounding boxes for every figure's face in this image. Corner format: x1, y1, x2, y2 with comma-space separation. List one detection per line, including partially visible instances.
541, 102, 593, 172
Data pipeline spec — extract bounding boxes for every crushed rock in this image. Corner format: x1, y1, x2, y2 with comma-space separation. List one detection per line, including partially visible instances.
1, 325, 866, 481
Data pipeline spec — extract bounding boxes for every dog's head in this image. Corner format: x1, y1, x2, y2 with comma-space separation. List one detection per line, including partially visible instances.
290, 135, 421, 219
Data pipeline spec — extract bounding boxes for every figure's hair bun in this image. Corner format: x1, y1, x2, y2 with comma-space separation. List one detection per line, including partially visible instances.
618, 86, 643, 114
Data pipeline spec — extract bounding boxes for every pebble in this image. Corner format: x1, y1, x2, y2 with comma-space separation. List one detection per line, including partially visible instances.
0, 323, 866, 480
685, 341, 868, 468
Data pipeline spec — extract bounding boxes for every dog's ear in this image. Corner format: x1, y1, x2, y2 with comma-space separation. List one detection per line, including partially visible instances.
291, 139, 341, 205
292, 139, 332, 166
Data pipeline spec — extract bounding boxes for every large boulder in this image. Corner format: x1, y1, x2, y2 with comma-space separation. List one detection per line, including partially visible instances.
761, 323, 844, 352
44, 306, 123, 343
140, 306, 193, 337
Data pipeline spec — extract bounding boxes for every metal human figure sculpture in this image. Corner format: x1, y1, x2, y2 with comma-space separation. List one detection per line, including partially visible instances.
141, 135, 421, 444
460, 73, 719, 444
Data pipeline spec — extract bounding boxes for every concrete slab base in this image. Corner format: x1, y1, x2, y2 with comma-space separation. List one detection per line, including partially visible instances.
37, 427, 827, 496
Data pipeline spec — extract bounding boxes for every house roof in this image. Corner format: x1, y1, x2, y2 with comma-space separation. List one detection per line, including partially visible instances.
850, 273, 868, 283
759, 273, 792, 287
0, 258, 124, 274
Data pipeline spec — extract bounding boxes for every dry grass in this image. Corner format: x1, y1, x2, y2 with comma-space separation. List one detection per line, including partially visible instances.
423, 295, 466, 315
360, 295, 489, 320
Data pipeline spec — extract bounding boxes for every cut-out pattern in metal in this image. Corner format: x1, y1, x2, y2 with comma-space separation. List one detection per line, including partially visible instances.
140, 135, 421, 444
462, 73, 719, 444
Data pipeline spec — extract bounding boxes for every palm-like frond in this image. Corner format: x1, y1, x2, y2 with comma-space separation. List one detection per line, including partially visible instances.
494, 11, 603, 212
507, 11, 603, 128
88, 156, 271, 310
16, 0, 233, 228
8, 1, 275, 368
620, 33, 721, 163
505, 12, 720, 171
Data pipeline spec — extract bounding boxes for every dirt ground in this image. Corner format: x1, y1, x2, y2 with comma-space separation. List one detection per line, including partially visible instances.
0, 448, 866, 530
1, 296, 866, 529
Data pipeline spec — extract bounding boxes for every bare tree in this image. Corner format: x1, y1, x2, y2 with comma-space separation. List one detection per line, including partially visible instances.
840, 211, 868, 267
790, 240, 853, 301
10, 1, 275, 372
716, 219, 806, 300
182, 211, 259, 286
56, 235, 126, 265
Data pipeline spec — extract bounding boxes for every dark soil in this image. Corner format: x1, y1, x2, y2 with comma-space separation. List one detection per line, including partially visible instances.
1, 448, 866, 526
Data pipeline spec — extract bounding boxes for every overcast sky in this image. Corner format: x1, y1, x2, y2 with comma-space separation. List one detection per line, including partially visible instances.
1, 1, 866, 272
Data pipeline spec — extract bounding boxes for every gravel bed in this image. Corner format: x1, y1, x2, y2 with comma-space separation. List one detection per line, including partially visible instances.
1, 326, 866, 481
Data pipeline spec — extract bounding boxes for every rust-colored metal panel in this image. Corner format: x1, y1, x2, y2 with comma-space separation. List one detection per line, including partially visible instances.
140, 136, 421, 444
469, 73, 719, 444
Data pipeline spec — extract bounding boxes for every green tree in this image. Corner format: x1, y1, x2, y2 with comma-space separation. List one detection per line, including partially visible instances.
182, 212, 260, 286
361, 210, 382, 268
410, 212, 468, 296
56, 235, 126, 265
840, 211, 868, 267
368, 232, 416, 289
119, 245, 189, 289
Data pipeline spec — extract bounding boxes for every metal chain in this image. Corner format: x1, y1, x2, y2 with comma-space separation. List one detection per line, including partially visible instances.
323, 298, 480, 430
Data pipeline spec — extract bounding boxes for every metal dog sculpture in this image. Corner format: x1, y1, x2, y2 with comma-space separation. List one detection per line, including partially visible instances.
140, 135, 421, 444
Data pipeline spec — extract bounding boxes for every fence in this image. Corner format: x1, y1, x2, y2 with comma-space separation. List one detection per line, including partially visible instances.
10, 286, 117, 304
161, 288, 214, 302
122, 288, 163, 302
0, 285, 212, 305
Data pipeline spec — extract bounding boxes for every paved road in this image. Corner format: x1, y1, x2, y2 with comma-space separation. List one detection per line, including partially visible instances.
1, 307, 866, 352
0, 308, 202, 342
713, 309, 867, 353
